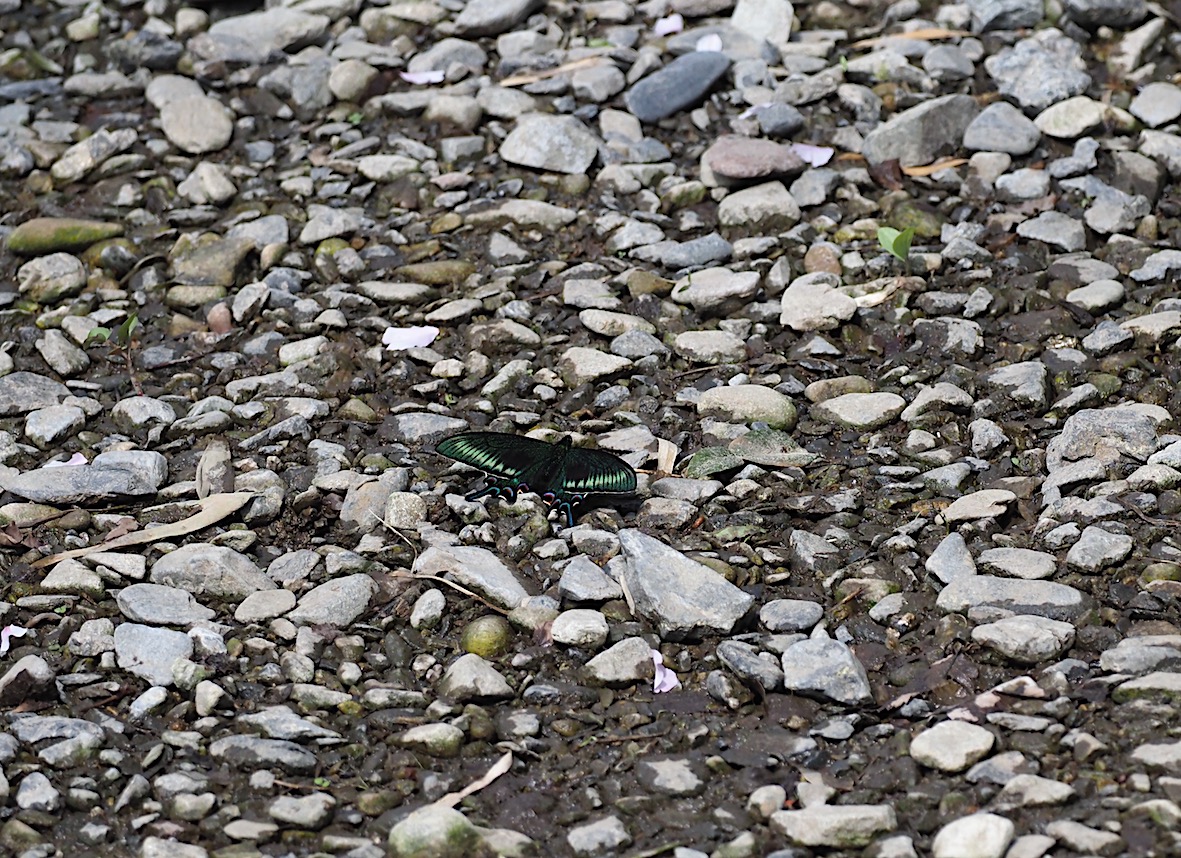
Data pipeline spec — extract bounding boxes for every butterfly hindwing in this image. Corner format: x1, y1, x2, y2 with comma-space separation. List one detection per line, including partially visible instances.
561, 447, 638, 495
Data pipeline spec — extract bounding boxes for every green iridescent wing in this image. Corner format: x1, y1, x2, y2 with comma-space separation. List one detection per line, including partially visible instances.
562, 447, 638, 495
436, 432, 558, 483
437, 431, 637, 525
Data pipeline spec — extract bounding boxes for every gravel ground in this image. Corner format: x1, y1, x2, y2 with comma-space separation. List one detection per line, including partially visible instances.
3, 0, 1181, 856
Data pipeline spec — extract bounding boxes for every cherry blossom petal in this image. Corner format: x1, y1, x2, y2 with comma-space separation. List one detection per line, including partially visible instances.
696, 33, 724, 53
652, 650, 682, 693
382, 325, 440, 350
739, 102, 773, 120
789, 143, 835, 167
400, 70, 445, 85
654, 13, 684, 37
0, 625, 30, 656
46, 453, 87, 468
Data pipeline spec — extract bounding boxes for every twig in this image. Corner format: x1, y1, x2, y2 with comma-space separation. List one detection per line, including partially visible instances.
434, 751, 513, 809
386, 570, 509, 615
587, 730, 670, 745
1117, 494, 1181, 528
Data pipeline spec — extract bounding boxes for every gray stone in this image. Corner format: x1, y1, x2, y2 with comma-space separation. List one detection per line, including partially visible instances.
200, 7, 329, 61
862, 94, 978, 167
0, 372, 70, 416
286, 574, 378, 626
911, 721, 995, 772
636, 758, 704, 797
625, 52, 732, 123
4, 450, 167, 504
114, 623, 193, 686
972, 615, 1075, 663
984, 29, 1091, 113
618, 530, 754, 639
936, 576, 1089, 622
584, 636, 654, 686
932, 813, 1015, 858
717, 640, 784, 691
35, 329, 90, 376
771, 804, 896, 848
151, 544, 275, 601
437, 653, 514, 700
978, 548, 1056, 580
1065, 525, 1133, 572
811, 392, 906, 431
453, 0, 541, 36
414, 545, 529, 610
116, 583, 215, 625
566, 815, 631, 855
780, 633, 873, 705
781, 274, 858, 331
558, 556, 624, 603
1130, 82, 1181, 128
208, 735, 317, 774
500, 113, 600, 175
671, 267, 760, 316
1014, 210, 1084, 252
24, 404, 84, 448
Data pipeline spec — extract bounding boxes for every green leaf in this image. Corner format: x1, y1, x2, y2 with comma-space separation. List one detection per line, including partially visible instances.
313, 776, 331, 788
85, 327, 111, 346
877, 226, 915, 263
112, 314, 139, 347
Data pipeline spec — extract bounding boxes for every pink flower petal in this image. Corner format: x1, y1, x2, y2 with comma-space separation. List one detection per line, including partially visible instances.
654, 13, 684, 37
739, 102, 773, 120
651, 650, 681, 693
790, 143, 835, 167
382, 325, 440, 350
0, 625, 30, 656
46, 453, 87, 468
400, 70, 445, 85
695, 33, 724, 53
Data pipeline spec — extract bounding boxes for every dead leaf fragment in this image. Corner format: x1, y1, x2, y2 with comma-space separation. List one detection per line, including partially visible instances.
31, 492, 255, 568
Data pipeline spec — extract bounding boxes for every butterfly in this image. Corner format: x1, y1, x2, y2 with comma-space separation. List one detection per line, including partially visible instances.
437, 431, 637, 526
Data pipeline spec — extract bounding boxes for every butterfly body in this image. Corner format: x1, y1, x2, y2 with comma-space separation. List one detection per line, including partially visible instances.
437, 431, 637, 526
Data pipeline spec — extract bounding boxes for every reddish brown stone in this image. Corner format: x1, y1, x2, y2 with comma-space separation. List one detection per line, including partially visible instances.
704, 135, 806, 183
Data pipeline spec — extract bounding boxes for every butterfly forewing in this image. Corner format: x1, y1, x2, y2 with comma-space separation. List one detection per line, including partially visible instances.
436, 432, 557, 481
562, 447, 638, 495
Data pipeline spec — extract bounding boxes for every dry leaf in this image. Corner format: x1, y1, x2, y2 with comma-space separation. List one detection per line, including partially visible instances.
868, 158, 904, 190
102, 517, 139, 542
0, 522, 36, 549
500, 57, 606, 87
902, 158, 968, 177
656, 438, 677, 476
853, 278, 906, 308
434, 751, 513, 809
31, 492, 255, 569
852, 28, 970, 49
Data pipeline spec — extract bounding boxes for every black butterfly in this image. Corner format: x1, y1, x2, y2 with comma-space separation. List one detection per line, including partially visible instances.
437, 431, 637, 526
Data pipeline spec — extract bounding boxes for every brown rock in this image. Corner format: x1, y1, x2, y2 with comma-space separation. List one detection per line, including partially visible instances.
704, 135, 806, 184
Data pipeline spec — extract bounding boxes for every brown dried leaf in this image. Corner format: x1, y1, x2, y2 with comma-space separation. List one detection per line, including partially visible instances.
434, 751, 513, 809
102, 517, 139, 542
500, 56, 606, 87
901, 157, 968, 177
31, 492, 255, 569
852, 28, 971, 49
868, 158, 904, 190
